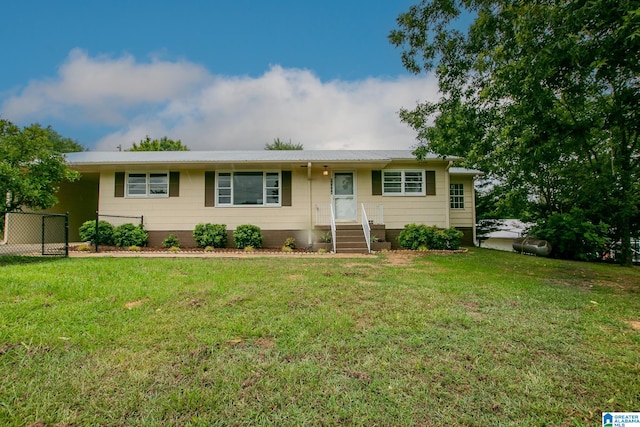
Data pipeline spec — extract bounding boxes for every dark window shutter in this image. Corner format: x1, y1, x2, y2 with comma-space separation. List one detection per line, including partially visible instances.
114, 172, 125, 197
204, 171, 215, 207
372, 170, 382, 195
426, 170, 436, 195
281, 171, 292, 206
169, 172, 180, 197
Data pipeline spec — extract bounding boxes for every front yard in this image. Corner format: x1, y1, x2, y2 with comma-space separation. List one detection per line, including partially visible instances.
0, 249, 638, 426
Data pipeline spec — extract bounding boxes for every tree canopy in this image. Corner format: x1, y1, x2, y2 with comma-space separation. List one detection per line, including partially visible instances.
128, 136, 189, 151
44, 125, 85, 153
390, 0, 639, 265
264, 138, 303, 150
0, 119, 80, 213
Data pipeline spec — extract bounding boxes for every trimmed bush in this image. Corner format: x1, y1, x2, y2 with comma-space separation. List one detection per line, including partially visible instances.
113, 223, 148, 247
193, 223, 227, 248
234, 224, 262, 249
284, 237, 296, 249
79, 220, 115, 246
398, 224, 463, 250
163, 234, 180, 249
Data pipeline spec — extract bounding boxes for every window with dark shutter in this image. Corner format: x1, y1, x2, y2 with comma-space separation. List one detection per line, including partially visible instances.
169, 172, 180, 197
371, 170, 382, 195
426, 170, 436, 195
204, 171, 215, 207
114, 172, 125, 197
281, 171, 292, 206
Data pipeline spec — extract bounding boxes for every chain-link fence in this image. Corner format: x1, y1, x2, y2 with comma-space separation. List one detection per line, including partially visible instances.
93, 212, 144, 252
0, 211, 69, 257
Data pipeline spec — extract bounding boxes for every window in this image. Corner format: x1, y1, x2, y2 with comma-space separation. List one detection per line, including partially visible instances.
450, 183, 465, 209
382, 170, 425, 196
126, 172, 168, 197
216, 171, 280, 206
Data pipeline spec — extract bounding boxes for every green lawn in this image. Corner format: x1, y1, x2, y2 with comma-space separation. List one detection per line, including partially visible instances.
0, 249, 638, 426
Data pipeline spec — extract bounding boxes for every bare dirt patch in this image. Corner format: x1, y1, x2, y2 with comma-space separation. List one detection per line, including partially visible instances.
627, 320, 640, 331
256, 338, 275, 350
124, 299, 148, 309
383, 252, 419, 266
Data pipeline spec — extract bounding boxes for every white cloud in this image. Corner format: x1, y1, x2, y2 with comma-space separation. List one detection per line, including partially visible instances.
1, 50, 440, 150
2, 49, 210, 125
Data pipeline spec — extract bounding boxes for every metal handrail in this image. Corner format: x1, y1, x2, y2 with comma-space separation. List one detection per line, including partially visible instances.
361, 204, 371, 253
330, 204, 337, 253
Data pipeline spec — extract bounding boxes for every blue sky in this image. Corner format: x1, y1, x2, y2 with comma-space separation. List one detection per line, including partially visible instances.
1, 0, 440, 151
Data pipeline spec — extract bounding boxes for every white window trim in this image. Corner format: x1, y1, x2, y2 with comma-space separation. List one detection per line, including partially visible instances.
382, 169, 426, 196
215, 171, 282, 207
126, 171, 169, 198
450, 183, 465, 209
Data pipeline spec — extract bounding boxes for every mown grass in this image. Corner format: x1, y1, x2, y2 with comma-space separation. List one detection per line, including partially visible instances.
0, 249, 638, 426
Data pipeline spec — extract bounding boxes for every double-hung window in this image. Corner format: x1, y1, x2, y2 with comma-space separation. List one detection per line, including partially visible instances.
382, 170, 425, 196
450, 183, 465, 209
216, 171, 281, 206
126, 172, 169, 197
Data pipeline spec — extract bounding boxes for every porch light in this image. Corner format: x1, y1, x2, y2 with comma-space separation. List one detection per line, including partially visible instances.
323, 166, 329, 176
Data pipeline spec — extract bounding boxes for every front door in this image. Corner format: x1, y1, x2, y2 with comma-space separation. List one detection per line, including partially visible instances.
333, 172, 356, 221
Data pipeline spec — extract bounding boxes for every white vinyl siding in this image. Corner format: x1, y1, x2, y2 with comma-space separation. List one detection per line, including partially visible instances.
382, 170, 425, 196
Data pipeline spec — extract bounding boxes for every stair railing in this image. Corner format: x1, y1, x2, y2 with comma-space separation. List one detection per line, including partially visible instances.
361, 203, 371, 253
330, 203, 337, 253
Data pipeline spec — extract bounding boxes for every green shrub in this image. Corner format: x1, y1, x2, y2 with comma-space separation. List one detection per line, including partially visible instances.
234, 224, 263, 249
79, 220, 115, 245
113, 223, 148, 247
397, 224, 463, 250
397, 224, 434, 250
284, 237, 296, 249
441, 227, 464, 250
193, 223, 227, 248
163, 234, 180, 249
528, 209, 610, 261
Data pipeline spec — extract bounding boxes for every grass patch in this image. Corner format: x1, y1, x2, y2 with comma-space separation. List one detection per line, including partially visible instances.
0, 249, 638, 425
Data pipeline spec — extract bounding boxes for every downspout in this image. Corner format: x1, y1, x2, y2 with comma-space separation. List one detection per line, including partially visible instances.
444, 161, 453, 228
307, 162, 313, 248
472, 175, 479, 246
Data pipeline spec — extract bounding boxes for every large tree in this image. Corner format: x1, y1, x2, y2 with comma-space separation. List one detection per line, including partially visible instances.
128, 136, 189, 151
0, 120, 80, 213
390, 0, 639, 265
264, 138, 303, 150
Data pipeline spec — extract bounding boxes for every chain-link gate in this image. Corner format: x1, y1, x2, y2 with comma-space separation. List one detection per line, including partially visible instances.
0, 211, 69, 257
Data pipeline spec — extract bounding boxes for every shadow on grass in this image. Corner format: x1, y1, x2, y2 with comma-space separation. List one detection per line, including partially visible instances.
0, 255, 66, 267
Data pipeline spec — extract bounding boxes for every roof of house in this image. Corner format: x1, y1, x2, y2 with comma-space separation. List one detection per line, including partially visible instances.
64, 150, 484, 176
449, 166, 484, 176
64, 150, 459, 165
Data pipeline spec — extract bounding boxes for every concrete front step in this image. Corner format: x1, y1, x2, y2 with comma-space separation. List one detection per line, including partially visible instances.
337, 247, 370, 254
320, 223, 381, 253
336, 228, 369, 253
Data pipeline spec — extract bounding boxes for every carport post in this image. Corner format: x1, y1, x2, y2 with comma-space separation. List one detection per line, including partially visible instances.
95, 211, 99, 253
65, 212, 69, 257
